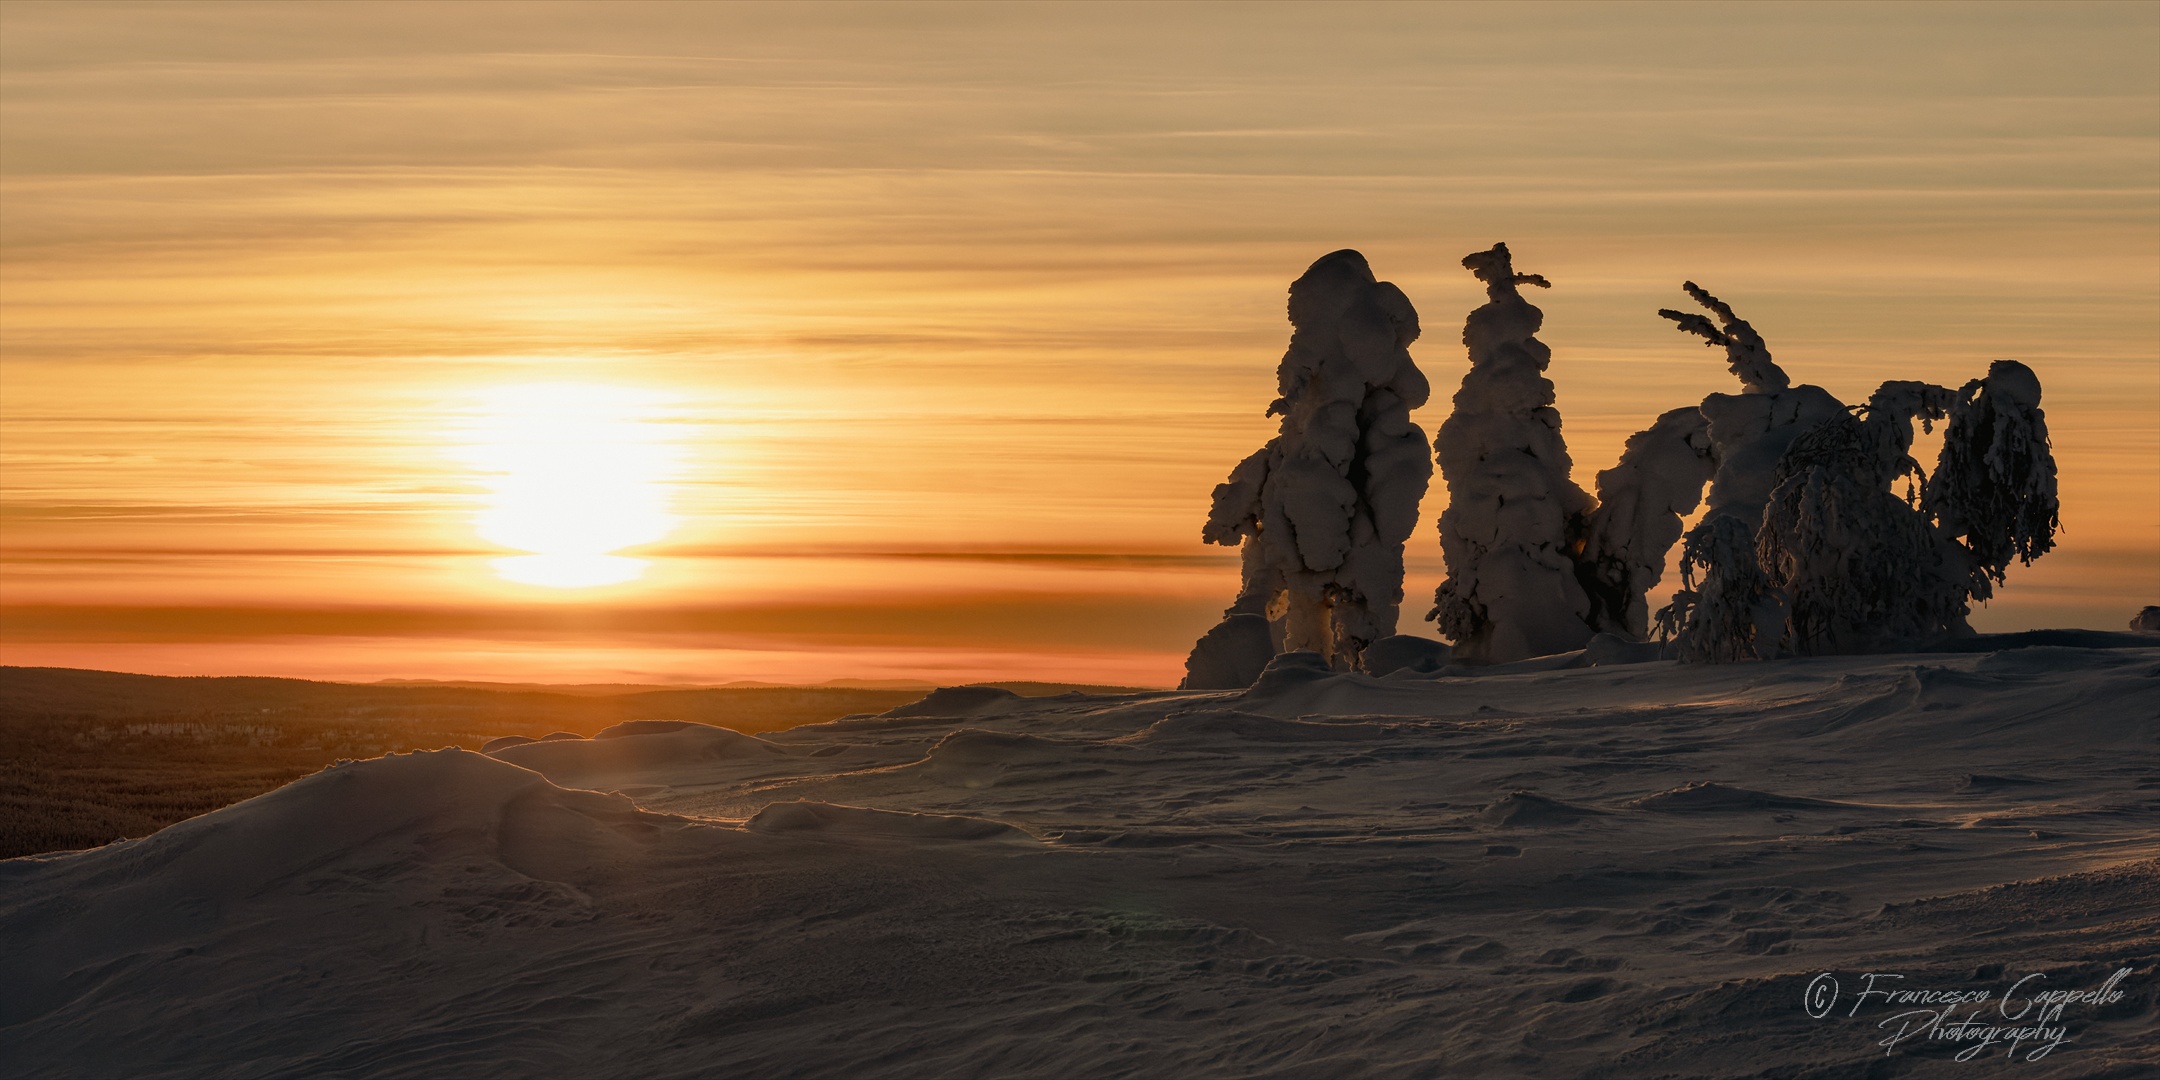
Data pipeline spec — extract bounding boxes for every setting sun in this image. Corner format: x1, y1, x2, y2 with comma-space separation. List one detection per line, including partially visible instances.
3, 5, 2157, 1076
456, 383, 682, 588
1, 0, 2151, 688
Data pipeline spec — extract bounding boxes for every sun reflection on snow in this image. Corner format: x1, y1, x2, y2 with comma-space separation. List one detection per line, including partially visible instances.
456, 383, 682, 588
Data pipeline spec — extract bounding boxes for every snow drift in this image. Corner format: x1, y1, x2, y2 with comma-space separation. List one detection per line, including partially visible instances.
6, 645, 2156, 1077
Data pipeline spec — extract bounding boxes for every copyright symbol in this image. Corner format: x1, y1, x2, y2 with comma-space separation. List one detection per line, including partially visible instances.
1804, 973, 1839, 1019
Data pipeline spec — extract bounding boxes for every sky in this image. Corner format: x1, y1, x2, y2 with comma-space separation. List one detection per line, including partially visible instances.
2, 1, 2156, 686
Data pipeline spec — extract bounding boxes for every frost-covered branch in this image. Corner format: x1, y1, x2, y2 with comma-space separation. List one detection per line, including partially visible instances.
1649, 293, 2061, 660
1658, 281, 1789, 394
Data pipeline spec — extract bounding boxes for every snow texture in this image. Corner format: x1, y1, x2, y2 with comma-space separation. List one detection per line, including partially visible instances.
7, 647, 2159, 1077
1184, 250, 1431, 687
1429, 244, 1600, 664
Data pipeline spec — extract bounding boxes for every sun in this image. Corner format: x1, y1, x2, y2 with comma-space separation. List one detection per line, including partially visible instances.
455, 382, 682, 588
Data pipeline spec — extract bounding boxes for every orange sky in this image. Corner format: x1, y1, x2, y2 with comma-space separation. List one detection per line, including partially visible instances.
3, 1, 2156, 686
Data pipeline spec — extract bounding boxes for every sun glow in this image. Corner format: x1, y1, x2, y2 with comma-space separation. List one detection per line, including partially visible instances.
457, 383, 683, 588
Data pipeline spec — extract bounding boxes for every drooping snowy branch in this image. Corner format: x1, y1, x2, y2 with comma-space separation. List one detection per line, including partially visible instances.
1922, 360, 2059, 601
1428, 243, 1599, 664
1658, 281, 1788, 394
1182, 250, 1432, 688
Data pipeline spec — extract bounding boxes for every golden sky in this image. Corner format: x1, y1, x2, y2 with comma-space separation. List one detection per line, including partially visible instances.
3, 1, 2156, 685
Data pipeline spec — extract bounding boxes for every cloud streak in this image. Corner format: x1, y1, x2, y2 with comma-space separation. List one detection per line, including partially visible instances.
1, 2, 2153, 681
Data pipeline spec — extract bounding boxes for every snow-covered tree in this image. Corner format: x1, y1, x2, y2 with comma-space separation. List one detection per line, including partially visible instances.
1643, 287, 2060, 659
1181, 250, 1432, 688
1650, 284, 1844, 660
1428, 243, 1601, 664
1192, 254, 2063, 673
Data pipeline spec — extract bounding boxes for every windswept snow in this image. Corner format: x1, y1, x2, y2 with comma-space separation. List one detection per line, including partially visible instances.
6, 643, 2156, 1078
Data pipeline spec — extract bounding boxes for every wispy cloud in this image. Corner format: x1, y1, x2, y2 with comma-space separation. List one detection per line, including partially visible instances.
2, 1, 2153, 680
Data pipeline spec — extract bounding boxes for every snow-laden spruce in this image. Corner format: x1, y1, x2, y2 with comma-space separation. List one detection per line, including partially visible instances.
1181, 250, 1432, 689
1427, 266, 2061, 664
1645, 290, 2060, 660
1190, 247, 2061, 673
1427, 244, 1605, 665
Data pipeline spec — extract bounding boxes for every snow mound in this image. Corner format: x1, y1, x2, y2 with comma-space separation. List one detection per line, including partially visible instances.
1970, 645, 2152, 674
1921, 628, 2159, 652
25, 749, 646, 894
1180, 613, 1274, 690
0, 750, 689, 1030
1957, 773, 2051, 792
1465, 649, 1590, 675
1627, 781, 1851, 813
593, 719, 702, 738
744, 800, 1032, 842
1582, 632, 1665, 667
1241, 650, 1339, 696
882, 685, 1025, 718
1360, 634, 1450, 676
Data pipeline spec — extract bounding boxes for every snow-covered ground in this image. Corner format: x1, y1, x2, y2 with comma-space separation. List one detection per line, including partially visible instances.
5, 644, 2156, 1077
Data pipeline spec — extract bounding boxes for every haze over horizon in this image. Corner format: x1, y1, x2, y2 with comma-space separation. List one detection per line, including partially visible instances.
3, 1, 2155, 685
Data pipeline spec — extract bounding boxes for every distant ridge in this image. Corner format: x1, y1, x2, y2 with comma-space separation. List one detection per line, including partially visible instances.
6, 666, 1157, 701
